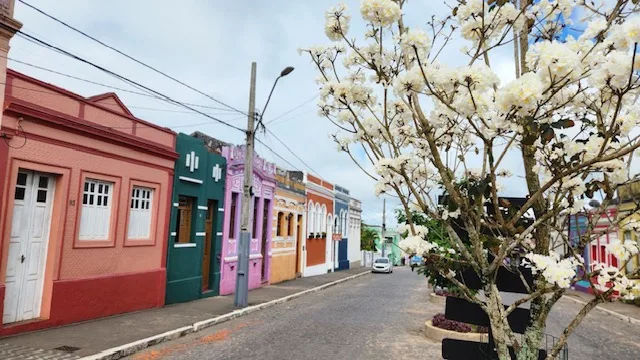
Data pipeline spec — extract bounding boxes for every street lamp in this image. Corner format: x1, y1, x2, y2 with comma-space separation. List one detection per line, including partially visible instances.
257, 66, 295, 129
234, 64, 294, 308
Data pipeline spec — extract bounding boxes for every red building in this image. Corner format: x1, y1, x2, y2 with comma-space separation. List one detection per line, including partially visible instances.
303, 173, 334, 277
0, 58, 177, 334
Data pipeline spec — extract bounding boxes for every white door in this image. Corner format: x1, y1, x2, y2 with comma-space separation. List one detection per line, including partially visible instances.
3, 171, 55, 324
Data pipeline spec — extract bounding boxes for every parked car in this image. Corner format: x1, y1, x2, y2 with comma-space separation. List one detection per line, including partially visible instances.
372, 258, 393, 273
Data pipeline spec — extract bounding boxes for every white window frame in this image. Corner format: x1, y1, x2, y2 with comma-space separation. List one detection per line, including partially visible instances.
80, 178, 113, 240
307, 201, 315, 234
128, 186, 154, 239
315, 204, 322, 233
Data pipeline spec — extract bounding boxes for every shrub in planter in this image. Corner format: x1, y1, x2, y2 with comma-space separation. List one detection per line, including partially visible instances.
431, 313, 488, 334
432, 313, 471, 333
434, 288, 452, 297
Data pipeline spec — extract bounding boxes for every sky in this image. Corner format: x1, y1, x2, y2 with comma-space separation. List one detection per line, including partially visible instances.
8, 1, 633, 227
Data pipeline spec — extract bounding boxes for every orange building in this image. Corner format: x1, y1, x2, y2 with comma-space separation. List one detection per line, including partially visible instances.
0, 70, 177, 335
270, 168, 306, 284
303, 173, 334, 277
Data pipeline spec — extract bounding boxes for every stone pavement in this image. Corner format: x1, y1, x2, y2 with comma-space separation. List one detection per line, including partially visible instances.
0, 267, 369, 360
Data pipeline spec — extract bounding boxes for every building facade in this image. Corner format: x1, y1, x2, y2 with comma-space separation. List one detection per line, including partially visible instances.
0, 71, 176, 335
348, 198, 362, 268
303, 173, 334, 277
365, 225, 402, 266
617, 181, 640, 280
165, 133, 226, 304
270, 168, 306, 284
219, 145, 276, 295
333, 185, 350, 271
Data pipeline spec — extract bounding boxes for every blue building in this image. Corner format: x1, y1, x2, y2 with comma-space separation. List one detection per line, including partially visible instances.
333, 185, 350, 271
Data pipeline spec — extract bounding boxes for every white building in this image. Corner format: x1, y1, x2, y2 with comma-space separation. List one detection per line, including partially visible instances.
348, 197, 362, 268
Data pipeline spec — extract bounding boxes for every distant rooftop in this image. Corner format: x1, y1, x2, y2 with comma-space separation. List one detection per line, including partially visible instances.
190, 131, 229, 154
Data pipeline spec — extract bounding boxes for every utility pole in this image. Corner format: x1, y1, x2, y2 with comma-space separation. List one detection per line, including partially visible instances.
234, 62, 257, 308
381, 198, 386, 258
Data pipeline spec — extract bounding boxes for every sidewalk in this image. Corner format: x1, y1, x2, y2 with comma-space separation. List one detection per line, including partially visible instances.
0, 267, 370, 360
564, 288, 640, 324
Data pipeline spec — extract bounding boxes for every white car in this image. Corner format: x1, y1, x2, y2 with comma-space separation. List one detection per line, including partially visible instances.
372, 258, 393, 273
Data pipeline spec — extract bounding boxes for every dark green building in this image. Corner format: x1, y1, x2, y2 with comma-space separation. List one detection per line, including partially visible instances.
165, 133, 226, 304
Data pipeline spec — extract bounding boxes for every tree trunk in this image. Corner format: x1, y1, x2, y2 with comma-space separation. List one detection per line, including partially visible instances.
485, 284, 513, 360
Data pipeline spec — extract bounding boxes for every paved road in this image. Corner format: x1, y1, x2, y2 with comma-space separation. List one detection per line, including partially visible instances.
128, 267, 441, 360
127, 267, 640, 360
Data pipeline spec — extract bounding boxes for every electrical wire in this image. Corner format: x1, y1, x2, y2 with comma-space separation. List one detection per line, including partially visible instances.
0, 80, 246, 131
6, 55, 239, 112
3, 118, 27, 149
17, 0, 247, 116
263, 94, 318, 125
10, 29, 246, 132
263, 127, 322, 177
254, 137, 300, 172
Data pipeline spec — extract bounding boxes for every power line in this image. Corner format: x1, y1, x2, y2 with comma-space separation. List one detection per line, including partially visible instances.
254, 137, 300, 172
11, 29, 246, 132
6, 54, 238, 112
264, 94, 318, 125
263, 127, 322, 177
1, 80, 246, 130
17, 0, 247, 116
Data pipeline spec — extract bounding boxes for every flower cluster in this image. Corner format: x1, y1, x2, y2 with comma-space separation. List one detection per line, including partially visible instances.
526, 40, 582, 83
400, 28, 431, 58
496, 72, 545, 115
456, 0, 525, 42
325, 4, 350, 41
360, 0, 402, 27
592, 263, 640, 300
523, 252, 581, 288
399, 235, 437, 255
605, 240, 639, 262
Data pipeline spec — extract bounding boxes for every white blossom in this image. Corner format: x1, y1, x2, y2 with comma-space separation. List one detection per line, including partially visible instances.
523, 252, 581, 288
606, 240, 639, 262
325, 4, 351, 41
496, 72, 545, 115
400, 28, 431, 57
360, 0, 401, 27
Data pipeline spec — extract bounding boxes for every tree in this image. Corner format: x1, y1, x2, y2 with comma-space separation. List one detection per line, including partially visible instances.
360, 221, 378, 251
396, 209, 459, 290
302, 1, 640, 359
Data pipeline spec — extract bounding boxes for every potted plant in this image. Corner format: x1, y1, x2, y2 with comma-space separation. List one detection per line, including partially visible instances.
425, 313, 488, 343
321, 231, 327, 238
430, 287, 452, 305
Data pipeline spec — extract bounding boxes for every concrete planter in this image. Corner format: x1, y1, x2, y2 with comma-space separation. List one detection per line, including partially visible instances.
429, 292, 447, 306
424, 320, 488, 343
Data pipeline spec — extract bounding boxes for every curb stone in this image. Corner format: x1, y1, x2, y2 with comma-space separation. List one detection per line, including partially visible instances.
80, 270, 371, 360
562, 295, 640, 326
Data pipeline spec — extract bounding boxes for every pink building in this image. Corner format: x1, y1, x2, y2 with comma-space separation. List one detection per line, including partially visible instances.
0, 70, 177, 335
219, 145, 276, 295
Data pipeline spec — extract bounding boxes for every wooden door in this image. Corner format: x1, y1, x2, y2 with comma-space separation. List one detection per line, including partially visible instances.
176, 196, 193, 243
4, 171, 55, 324
202, 200, 215, 291
261, 199, 270, 280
